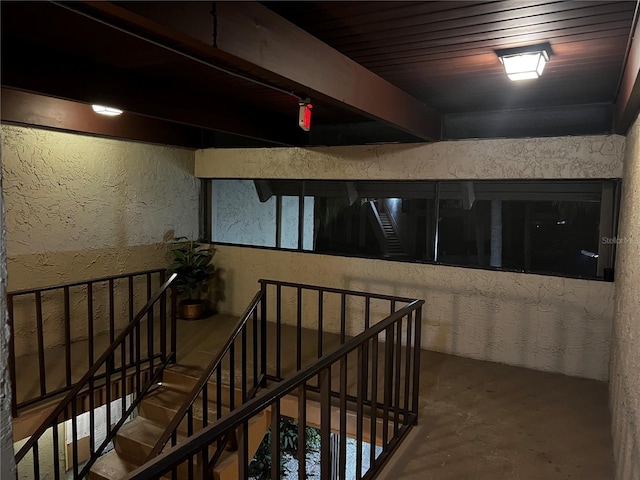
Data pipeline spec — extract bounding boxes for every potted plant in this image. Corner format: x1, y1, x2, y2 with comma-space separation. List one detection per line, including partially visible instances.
169, 237, 215, 320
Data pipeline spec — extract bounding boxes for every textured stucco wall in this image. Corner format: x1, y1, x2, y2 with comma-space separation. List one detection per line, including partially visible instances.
1, 134, 16, 480
196, 135, 624, 381
610, 117, 640, 479
195, 135, 624, 179
1, 125, 199, 353
3, 125, 199, 289
214, 245, 613, 380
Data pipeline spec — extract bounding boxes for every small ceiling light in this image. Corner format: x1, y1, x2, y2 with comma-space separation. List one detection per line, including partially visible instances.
92, 104, 123, 116
496, 43, 551, 81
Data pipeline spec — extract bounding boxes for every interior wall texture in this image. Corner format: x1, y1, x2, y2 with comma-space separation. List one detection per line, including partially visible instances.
0, 136, 16, 480
196, 135, 625, 381
610, 117, 640, 479
1, 125, 199, 352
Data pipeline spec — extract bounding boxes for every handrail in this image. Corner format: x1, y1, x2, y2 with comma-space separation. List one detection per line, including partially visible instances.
124, 298, 424, 480
8, 268, 166, 296
258, 278, 417, 303
15, 272, 178, 463
146, 289, 264, 459
8, 268, 169, 416
78, 354, 175, 479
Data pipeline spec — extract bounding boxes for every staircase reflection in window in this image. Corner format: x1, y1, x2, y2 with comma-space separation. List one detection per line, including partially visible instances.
209, 179, 619, 281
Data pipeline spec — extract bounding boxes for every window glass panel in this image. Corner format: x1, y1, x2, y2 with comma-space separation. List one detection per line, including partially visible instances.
303, 196, 314, 251
280, 196, 299, 249
212, 179, 276, 247
208, 179, 617, 280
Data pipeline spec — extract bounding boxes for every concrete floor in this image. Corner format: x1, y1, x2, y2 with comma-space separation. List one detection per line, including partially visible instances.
175, 314, 615, 480
14, 313, 615, 479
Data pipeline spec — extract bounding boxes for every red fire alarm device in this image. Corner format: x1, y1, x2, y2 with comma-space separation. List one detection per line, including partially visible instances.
298, 100, 312, 131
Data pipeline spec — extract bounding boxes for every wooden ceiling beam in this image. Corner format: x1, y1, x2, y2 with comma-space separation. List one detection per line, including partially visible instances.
0, 88, 202, 148
614, 10, 640, 134
2, 37, 303, 146
64, 1, 441, 141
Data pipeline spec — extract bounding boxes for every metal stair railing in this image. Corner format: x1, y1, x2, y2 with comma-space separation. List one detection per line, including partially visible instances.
123, 280, 424, 480
14, 272, 178, 480
146, 289, 268, 478
7, 268, 169, 416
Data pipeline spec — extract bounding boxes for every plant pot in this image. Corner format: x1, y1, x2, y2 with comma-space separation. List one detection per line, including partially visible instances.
179, 299, 205, 320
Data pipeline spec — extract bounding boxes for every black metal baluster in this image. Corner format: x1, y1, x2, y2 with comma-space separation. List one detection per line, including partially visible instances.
64, 287, 71, 388
339, 355, 347, 479
252, 309, 258, 387
87, 283, 94, 369
317, 290, 324, 360
370, 334, 379, 469
394, 319, 403, 435
146, 273, 154, 374
277, 284, 282, 379
32, 440, 39, 479
242, 325, 247, 402
270, 399, 281, 480
260, 282, 267, 385
229, 342, 235, 410
239, 420, 249, 480
412, 307, 422, 417
298, 384, 307, 480
340, 293, 346, 344
356, 343, 366, 480
404, 312, 413, 423
7, 295, 17, 416
128, 276, 134, 367
52, 419, 60, 480
297, 286, 302, 371
35, 291, 46, 396
320, 368, 332, 480
382, 325, 394, 449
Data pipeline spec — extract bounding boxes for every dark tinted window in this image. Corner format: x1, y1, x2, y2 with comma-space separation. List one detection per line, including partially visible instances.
210, 179, 619, 280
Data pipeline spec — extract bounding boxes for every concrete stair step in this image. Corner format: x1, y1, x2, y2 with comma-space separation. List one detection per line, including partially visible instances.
89, 364, 272, 480
114, 416, 187, 464
89, 450, 138, 480
162, 366, 248, 409
140, 386, 230, 435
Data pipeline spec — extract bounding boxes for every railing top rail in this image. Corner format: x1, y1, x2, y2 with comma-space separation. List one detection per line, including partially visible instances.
15, 273, 178, 463
147, 289, 264, 459
258, 278, 417, 303
125, 297, 424, 480
8, 268, 167, 296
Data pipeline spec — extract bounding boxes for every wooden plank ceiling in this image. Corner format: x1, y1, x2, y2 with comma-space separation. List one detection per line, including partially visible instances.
1, 1, 638, 147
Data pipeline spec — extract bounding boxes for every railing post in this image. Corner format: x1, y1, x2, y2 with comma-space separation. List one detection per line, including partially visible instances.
159, 270, 167, 363
320, 368, 332, 480
412, 306, 422, 419
260, 280, 268, 386
170, 282, 177, 362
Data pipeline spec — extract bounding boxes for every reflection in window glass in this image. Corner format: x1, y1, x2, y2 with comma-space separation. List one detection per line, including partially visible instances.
209, 179, 618, 280
212, 179, 276, 247
280, 196, 299, 249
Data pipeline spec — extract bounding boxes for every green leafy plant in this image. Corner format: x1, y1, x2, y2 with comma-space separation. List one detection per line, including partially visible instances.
169, 237, 215, 301
248, 418, 320, 479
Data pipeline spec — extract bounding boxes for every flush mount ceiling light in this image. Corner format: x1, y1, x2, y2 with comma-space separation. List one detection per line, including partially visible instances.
496, 43, 552, 81
91, 104, 123, 116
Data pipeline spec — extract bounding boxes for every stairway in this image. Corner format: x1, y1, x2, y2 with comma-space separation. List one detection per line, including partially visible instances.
378, 212, 405, 257
89, 365, 271, 480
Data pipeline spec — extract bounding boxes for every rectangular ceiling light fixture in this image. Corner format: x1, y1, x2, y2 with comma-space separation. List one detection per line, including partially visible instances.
496, 43, 551, 81
92, 104, 123, 116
